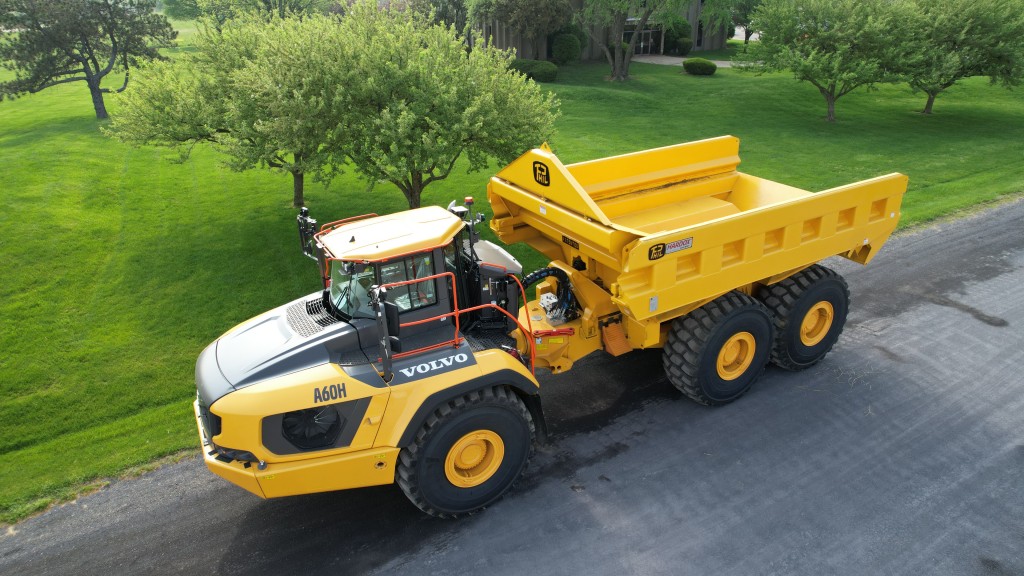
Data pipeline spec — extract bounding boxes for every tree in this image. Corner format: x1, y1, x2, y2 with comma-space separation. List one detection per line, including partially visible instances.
108, 16, 344, 206
900, 0, 1024, 114
335, 0, 559, 208
731, 0, 759, 44
739, 0, 904, 122
468, 0, 571, 59
410, 0, 471, 32
578, 0, 687, 81
108, 4, 559, 209
696, 0, 760, 46
0, 0, 175, 119
163, 0, 201, 19
175, 0, 331, 31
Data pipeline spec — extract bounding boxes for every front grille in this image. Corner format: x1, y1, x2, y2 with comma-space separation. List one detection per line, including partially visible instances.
198, 402, 222, 439
286, 297, 340, 337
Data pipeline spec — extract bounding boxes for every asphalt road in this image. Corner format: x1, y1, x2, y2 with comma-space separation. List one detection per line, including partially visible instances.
3, 199, 1023, 576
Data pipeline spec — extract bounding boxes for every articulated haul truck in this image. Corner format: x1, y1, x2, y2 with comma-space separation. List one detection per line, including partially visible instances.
194, 136, 907, 517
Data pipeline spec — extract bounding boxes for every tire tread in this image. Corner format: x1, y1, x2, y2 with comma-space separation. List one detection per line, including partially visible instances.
396, 386, 534, 519
663, 291, 772, 406
759, 264, 850, 370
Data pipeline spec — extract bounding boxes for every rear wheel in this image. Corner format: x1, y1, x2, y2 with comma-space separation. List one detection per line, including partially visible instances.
758, 264, 850, 370
397, 387, 534, 518
663, 292, 774, 406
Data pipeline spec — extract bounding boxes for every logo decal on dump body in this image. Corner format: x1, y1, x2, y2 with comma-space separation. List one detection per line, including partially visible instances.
533, 161, 550, 186
648, 237, 693, 260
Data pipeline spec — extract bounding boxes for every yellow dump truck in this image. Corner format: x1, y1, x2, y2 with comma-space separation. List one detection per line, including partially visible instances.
193, 136, 907, 517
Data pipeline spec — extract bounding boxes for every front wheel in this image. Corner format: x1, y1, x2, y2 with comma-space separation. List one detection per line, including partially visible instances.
396, 387, 534, 518
663, 291, 774, 406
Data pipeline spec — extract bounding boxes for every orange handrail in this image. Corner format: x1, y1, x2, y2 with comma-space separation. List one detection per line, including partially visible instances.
376, 271, 536, 374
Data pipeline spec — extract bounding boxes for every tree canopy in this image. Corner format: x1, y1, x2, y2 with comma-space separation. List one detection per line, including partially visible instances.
411, 0, 471, 32
108, 4, 559, 208
739, 0, 906, 122
468, 0, 572, 59
577, 0, 688, 81
164, 0, 332, 29
335, 0, 559, 208
899, 0, 1024, 114
0, 0, 175, 119
110, 15, 354, 207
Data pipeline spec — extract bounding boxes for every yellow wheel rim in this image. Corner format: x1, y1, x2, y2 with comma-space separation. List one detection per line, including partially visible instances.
800, 301, 834, 346
444, 430, 504, 488
716, 332, 756, 381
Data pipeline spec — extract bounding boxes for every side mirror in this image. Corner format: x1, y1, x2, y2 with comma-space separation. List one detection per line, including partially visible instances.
383, 300, 401, 352
298, 208, 328, 287
297, 208, 318, 260
369, 286, 402, 382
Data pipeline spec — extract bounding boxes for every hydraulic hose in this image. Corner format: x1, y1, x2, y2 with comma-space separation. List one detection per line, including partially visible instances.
520, 267, 579, 321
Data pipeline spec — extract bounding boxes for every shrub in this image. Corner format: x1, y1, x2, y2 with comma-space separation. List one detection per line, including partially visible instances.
662, 17, 692, 56
550, 23, 588, 52
551, 33, 581, 65
683, 57, 717, 76
511, 59, 558, 82
677, 37, 693, 56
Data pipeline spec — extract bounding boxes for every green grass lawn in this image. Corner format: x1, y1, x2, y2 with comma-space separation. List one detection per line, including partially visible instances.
690, 38, 752, 61
2, 52, 1023, 523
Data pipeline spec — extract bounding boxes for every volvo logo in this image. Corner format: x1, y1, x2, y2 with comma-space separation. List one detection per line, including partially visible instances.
399, 353, 470, 378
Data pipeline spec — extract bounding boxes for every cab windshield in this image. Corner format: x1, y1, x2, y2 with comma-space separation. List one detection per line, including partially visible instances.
329, 261, 376, 320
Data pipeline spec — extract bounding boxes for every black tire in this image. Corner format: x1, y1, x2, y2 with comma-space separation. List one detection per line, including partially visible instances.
663, 291, 774, 406
396, 386, 534, 518
758, 264, 850, 371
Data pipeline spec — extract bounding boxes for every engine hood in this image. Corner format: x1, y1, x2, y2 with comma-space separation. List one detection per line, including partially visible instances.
196, 293, 377, 406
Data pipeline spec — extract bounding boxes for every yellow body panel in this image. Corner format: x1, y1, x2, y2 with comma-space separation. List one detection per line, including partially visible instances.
491, 136, 908, 358
194, 400, 265, 497
197, 399, 400, 498
256, 448, 400, 498
209, 363, 390, 464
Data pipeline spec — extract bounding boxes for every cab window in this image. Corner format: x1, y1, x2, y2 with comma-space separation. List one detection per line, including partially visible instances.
380, 253, 437, 312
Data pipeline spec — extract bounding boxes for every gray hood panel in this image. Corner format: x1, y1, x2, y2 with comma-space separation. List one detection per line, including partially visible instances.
205, 294, 374, 395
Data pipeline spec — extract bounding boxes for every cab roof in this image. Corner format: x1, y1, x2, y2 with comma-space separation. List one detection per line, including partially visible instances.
320, 206, 464, 262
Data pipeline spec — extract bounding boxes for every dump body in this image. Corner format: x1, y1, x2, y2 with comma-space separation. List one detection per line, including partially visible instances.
488, 136, 907, 368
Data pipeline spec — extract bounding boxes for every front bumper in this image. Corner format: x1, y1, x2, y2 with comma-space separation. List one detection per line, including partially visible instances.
193, 400, 399, 499
194, 400, 265, 497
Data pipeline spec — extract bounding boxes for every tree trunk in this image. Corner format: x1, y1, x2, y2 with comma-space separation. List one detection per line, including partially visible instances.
87, 76, 108, 120
744, 29, 753, 44
400, 172, 424, 209
612, 49, 631, 81
609, 12, 629, 81
825, 93, 837, 122
292, 170, 304, 207
922, 92, 937, 115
